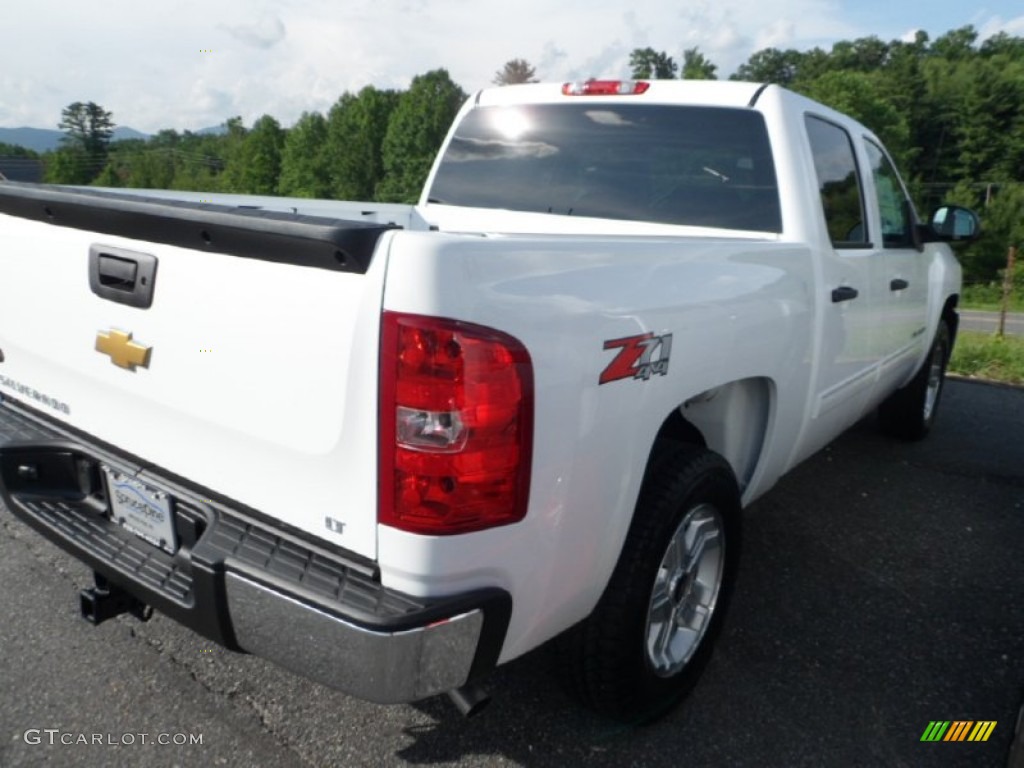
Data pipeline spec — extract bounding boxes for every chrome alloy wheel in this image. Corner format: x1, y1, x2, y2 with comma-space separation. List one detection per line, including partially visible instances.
923, 335, 947, 422
645, 503, 725, 678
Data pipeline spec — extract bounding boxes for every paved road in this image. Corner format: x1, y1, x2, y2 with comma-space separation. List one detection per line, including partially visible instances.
1, 380, 1022, 768
961, 310, 1024, 336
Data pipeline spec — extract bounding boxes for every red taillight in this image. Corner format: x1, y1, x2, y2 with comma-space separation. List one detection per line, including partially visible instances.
379, 312, 533, 535
562, 80, 650, 96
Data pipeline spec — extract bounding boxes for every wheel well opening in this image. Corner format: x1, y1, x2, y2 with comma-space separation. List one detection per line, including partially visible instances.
655, 410, 707, 448
652, 378, 774, 493
943, 294, 959, 331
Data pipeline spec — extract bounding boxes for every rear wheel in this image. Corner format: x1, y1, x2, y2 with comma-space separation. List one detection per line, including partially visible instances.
558, 441, 741, 722
878, 319, 951, 440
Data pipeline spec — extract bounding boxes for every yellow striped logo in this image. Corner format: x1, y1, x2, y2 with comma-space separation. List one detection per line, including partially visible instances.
920, 720, 997, 742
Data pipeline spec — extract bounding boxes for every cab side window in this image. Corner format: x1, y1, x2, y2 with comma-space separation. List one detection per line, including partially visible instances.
864, 140, 914, 248
805, 116, 868, 248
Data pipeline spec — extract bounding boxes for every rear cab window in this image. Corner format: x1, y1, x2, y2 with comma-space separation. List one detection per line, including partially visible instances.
428, 104, 782, 233
804, 115, 869, 248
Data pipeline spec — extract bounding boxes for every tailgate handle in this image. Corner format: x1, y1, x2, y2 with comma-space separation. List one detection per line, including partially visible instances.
99, 255, 137, 286
89, 245, 158, 309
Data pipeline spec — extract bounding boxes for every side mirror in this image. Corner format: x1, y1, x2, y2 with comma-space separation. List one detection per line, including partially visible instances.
920, 204, 981, 243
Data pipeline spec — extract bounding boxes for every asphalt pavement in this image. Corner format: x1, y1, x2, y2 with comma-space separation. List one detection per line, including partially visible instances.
1, 379, 1022, 768
960, 310, 1024, 336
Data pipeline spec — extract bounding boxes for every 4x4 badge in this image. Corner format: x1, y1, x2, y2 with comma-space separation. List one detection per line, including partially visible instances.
96, 329, 152, 371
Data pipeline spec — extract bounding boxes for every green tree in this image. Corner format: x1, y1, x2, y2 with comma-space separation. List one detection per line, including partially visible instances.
955, 55, 1024, 181
53, 101, 115, 183
93, 161, 122, 187
731, 47, 803, 84
103, 136, 181, 189
218, 117, 250, 192
915, 55, 969, 183
169, 161, 220, 192
880, 34, 929, 150
378, 70, 466, 203
278, 111, 330, 198
930, 25, 978, 60
980, 31, 1024, 58
324, 87, 400, 200
830, 36, 890, 72
946, 182, 1024, 281
0, 142, 39, 158
629, 48, 678, 79
43, 147, 97, 185
681, 47, 718, 80
127, 149, 176, 188
58, 102, 115, 157
234, 115, 284, 194
797, 70, 912, 166
168, 130, 226, 191
494, 59, 538, 85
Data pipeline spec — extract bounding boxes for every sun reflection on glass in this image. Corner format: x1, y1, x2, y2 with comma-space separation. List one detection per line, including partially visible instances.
490, 108, 531, 140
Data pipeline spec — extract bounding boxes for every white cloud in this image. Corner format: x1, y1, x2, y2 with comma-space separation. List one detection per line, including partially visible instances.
187, 81, 235, 119
977, 14, 1024, 39
537, 41, 569, 78
0, 0, 1016, 135
754, 20, 799, 51
220, 15, 287, 50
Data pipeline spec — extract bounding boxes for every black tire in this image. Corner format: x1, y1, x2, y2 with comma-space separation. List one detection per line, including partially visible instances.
878, 319, 951, 441
557, 441, 741, 722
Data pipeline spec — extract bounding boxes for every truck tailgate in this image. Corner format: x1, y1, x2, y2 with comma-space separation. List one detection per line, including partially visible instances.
0, 184, 397, 560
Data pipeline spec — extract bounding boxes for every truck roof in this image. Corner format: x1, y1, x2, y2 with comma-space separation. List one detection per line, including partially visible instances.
474, 80, 770, 109
471, 80, 879, 147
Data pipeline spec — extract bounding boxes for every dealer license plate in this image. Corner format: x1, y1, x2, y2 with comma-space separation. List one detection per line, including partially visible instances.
102, 467, 178, 554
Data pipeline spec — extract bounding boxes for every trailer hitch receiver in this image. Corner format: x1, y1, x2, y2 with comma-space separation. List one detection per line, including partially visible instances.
80, 572, 153, 625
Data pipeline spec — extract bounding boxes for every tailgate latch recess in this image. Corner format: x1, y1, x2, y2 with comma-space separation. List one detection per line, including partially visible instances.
88, 244, 158, 309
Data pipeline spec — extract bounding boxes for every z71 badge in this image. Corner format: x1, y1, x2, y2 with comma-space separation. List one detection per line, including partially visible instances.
599, 332, 673, 384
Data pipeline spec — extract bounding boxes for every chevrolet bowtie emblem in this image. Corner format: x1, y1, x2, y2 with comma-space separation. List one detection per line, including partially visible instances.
95, 330, 152, 371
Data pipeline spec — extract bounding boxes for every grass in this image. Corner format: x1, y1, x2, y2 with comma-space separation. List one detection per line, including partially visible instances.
961, 283, 1024, 313
949, 330, 1024, 385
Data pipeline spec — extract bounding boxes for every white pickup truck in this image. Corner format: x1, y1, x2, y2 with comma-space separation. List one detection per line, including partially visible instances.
0, 80, 978, 720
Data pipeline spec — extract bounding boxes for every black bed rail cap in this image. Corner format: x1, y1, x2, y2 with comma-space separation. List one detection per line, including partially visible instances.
0, 182, 399, 274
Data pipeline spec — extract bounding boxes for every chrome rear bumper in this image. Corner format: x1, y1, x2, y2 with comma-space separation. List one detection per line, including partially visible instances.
225, 573, 487, 703
0, 397, 510, 703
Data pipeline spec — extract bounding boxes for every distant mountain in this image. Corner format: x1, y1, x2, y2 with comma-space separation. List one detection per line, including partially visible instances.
113, 126, 150, 142
0, 127, 63, 153
194, 125, 228, 136
0, 125, 153, 153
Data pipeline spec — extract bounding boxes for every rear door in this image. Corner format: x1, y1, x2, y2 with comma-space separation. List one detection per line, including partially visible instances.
804, 115, 887, 431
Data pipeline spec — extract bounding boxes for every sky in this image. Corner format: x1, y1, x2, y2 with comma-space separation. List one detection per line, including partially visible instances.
2, 0, 1023, 134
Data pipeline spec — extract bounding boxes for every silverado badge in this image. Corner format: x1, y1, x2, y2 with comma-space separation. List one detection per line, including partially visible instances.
95, 329, 152, 371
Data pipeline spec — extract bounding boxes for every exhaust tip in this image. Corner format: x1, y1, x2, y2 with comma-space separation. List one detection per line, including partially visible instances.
447, 683, 490, 718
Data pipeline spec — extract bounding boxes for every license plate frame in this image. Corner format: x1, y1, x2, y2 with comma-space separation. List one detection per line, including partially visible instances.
102, 467, 178, 554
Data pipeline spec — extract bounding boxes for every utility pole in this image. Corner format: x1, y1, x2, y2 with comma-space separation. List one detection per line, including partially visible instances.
998, 245, 1017, 338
